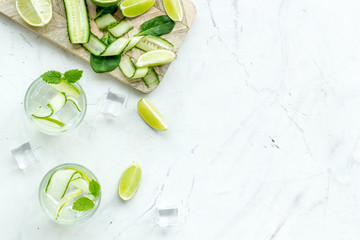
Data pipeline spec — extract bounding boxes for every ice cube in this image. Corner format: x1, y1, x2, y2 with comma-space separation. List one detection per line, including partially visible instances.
101, 90, 127, 117
11, 142, 37, 169
156, 204, 180, 227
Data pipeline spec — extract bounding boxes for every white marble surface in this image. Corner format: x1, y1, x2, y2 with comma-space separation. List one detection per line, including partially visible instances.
2, 0, 360, 239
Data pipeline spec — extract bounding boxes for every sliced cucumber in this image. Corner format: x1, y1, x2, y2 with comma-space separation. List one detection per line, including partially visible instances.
95, 13, 118, 30
32, 106, 54, 119
124, 36, 144, 53
63, 0, 90, 44
45, 169, 77, 201
56, 189, 83, 217
101, 38, 130, 56
67, 96, 82, 112
132, 67, 149, 78
82, 33, 107, 56
32, 117, 66, 129
143, 67, 159, 88
70, 178, 90, 194
119, 57, 136, 78
50, 80, 80, 99
108, 18, 134, 38
136, 35, 174, 52
48, 92, 67, 114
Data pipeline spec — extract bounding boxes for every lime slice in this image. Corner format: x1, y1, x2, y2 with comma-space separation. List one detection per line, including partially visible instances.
163, 0, 183, 22
120, 0, 155, 18
15, 0, 52, 27
118, 164, 142, 201
137, 98, 168, 131
136, 50, 176, 67
91, 0, 121, 7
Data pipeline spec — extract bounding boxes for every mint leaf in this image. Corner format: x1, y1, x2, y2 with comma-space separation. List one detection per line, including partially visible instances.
63, 69, 83, 83
72, 197, 95, 212
89, 179, 101, 197
41, 70, 62, 84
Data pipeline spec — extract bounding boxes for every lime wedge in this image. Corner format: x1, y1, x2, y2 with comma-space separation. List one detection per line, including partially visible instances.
137, 98, 168, 131
163, 0, 183, 22
120, 0, 155, 18
15, 0, 52, 27
136, 50, 176, 67
118, 164, 142, 201
91, 0, 120, 7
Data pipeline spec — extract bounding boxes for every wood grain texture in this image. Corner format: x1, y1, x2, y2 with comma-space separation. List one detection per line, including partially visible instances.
0, 0, 196, 93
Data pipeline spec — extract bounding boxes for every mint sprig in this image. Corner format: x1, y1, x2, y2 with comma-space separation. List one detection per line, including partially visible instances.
63, 69, 83, 83
41, 69, 83, 84
89, 179, 101, 197
72, 197, 95, 212
40, 70, 62, 84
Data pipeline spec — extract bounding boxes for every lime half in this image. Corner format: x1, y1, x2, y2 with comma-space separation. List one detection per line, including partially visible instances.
163, 0, 183, 22
120, 0, 155, 18
136, 50, 176, 67
137, 98, 168, 131
16, 0, 52, 27
119, 164, 142, 201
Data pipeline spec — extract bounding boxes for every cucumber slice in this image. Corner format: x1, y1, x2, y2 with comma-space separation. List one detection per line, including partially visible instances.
101, 38, 130, 56
56, 189, 83, 217
119, 57, 136, 78
48, 92, 67, 114
124, 36, 144, 53
95, 13, 118, 30
108, 18, 134, 38
45, 169, 77, 201
50, 80, 80, 99
142, 67, 159, 87
63, 0, 90, 44
67, 96, 82, 112
132, 67, 149, 78
32, 106, 54, 119
70, 178, 90, 194
32, 117, 65, 129
136, 35, 173, 52
82, 33, 107, 56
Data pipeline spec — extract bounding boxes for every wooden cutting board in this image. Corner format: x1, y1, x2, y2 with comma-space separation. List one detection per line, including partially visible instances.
0, 0, 196, 93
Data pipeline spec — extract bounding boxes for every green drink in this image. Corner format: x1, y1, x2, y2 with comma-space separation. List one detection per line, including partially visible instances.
39, 163, 101, 224
24, 70, 87, 135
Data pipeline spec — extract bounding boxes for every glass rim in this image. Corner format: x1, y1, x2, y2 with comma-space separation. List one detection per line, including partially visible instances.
24, 77, 87, 136
38, 163, 101, 225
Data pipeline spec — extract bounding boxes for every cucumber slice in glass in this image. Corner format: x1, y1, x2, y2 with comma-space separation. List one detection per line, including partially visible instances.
32, 106, 54, 119
32, 117, 65, 129
50, 80, 80, 99
48, 92, 67, 114
45, 169, 77, 201
67, 96, 82, 112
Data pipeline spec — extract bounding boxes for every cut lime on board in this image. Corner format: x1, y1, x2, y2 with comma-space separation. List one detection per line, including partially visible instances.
118, 164, 142, 201
91, 0, 121, 7
120, 0, 155, 18
163, 0, 183, 22
136, 50, 176, 67
16, 0, 52, 27
137, 98, 168, 131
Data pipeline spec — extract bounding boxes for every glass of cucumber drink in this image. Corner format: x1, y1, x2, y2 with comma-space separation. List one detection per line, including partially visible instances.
39, 163, 101, 224
24, 69, 86, 135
